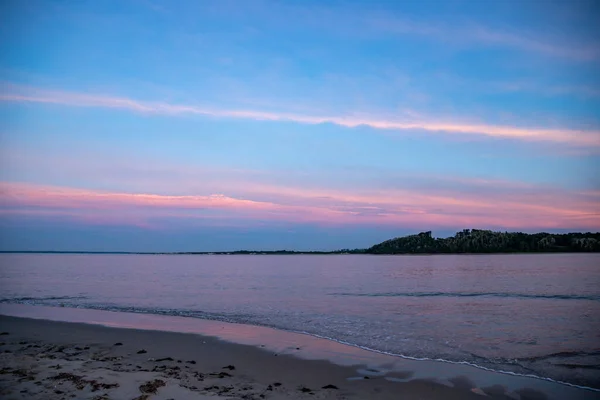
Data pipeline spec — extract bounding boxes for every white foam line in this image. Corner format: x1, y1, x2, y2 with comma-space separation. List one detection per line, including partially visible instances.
292, 330, 600, 393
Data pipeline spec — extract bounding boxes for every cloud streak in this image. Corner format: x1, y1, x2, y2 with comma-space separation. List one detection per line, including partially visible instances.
365, 12, 600, 61
180, 1, 600, 62
465, 25, 600, 61
2, 84, 599, 147
1, 181, 598, 231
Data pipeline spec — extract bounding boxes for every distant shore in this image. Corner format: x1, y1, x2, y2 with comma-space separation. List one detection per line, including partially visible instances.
2, 229, 599, 254
1, 251, 599, 255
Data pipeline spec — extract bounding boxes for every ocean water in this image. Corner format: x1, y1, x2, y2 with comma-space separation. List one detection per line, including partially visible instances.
0, 253, 599, 389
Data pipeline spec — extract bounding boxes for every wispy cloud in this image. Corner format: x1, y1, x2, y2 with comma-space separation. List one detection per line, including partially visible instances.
1, 181, 598, 231
367, 13, 600, 61
489, 82, 600, 99
2, 84, 599, 147
167, 1, 600, 62
465, 25, 600, 62
6, 147, 597, 210
431, 72, 600, 99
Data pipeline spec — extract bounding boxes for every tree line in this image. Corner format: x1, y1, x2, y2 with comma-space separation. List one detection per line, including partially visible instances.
366, 229, 600, 254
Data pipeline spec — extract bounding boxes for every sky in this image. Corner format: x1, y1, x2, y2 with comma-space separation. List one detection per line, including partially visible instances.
0, 0, 599, 252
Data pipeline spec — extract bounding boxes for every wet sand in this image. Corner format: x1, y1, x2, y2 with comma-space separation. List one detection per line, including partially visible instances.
0, 305, 598, 400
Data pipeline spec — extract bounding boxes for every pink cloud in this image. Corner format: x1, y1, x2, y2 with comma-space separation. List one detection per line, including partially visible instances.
0, 182, 352, 225
2, 148, 597, 229
1, 181, 598, 231
227, 180, 600, 219
1, 83, 598, 146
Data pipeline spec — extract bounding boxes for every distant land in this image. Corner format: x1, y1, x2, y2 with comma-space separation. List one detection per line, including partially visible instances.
366, 230, 600, 254
2, 229, 599, 254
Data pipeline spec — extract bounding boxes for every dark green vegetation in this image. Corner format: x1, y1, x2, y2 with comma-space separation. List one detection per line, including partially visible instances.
3, 230, 599, 254
367, 230, 600, 254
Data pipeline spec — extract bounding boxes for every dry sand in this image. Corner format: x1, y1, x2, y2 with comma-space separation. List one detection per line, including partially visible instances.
0, 315, 541, 400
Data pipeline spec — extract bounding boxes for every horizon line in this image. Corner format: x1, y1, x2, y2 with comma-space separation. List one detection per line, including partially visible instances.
2, 229, 598, 254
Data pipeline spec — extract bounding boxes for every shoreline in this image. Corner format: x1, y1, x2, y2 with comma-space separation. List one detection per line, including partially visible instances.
1, 252, 599, 255
1, 304, 598, 399
0, 315, 489, 400
1, 301, 599, 390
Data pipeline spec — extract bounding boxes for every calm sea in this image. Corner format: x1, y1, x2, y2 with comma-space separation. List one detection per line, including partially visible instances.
0, 253, 599, 389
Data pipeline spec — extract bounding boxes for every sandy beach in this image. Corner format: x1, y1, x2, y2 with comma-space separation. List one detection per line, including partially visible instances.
0, 313, 571, 400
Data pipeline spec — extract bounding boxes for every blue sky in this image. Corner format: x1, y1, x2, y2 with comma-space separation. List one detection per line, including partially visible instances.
0, 0, 599, 251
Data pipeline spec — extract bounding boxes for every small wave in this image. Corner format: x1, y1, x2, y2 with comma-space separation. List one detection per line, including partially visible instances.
0, 295, 88, 303
514, 351, 600, 362
0, 299, 252, 325
330, 291, 600, 301
79, 305, 253, 324
555, 364, 600, 371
